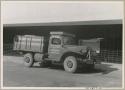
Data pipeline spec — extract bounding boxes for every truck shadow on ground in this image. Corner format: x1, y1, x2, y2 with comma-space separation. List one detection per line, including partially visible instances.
77, 64, 119, 74
33, 63, 119, 74
94, 64, 119, 74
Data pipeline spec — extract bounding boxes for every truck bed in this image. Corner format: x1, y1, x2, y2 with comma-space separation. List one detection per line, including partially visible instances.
13, 35, 45, 53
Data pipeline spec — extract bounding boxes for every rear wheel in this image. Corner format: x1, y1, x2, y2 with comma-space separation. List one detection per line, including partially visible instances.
24, 53, 34, 67
63, 56, 78, 73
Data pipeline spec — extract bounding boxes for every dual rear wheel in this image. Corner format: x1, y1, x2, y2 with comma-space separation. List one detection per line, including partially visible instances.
23, 53, 51, 67
24, 53, 34, 67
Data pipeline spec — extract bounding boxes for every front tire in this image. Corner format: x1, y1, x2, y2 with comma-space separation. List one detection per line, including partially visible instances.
63, 56, 78, 73
24, 53, 34, 67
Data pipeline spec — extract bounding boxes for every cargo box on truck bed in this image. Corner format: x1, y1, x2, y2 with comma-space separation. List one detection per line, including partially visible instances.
13, 35, 48, 53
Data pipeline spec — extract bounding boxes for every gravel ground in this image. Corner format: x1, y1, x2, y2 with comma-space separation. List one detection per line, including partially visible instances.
3, 56, 122, 87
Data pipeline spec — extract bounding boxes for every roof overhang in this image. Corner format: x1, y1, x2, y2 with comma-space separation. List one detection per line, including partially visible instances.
4, 19, 122, 27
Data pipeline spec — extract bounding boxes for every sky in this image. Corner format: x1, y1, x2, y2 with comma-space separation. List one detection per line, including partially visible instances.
2, 1, 123, 24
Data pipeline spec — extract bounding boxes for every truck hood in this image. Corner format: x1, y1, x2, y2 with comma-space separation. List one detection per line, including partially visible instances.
63, 45, 88, 53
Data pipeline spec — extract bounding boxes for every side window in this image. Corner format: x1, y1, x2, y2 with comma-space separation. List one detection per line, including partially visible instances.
51, 38, 61, 45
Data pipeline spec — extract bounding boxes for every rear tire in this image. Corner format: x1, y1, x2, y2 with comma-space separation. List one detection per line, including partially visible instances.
63, 56, 78, 73
24, 53, 34, 67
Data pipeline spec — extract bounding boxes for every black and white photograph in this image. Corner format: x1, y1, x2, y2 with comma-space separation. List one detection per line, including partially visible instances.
1, 1, 124, 89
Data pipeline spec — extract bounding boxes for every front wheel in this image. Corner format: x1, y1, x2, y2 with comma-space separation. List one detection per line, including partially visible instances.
24, 53, 34, 67
63, 56, 78, 73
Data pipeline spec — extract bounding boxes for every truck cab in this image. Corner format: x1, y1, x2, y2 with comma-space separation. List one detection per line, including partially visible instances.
48, 32, 76, 61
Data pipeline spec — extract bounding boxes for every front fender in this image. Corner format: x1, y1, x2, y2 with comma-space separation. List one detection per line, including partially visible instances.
60, 51, 84, 63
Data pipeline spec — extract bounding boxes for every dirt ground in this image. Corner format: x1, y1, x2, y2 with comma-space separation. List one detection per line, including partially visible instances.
2, 56, 122, 87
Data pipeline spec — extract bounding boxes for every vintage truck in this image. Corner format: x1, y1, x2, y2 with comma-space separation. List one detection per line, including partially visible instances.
13, 31, 102, 73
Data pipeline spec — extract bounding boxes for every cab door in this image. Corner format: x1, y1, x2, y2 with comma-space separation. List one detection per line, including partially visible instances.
48, 35, 62, 61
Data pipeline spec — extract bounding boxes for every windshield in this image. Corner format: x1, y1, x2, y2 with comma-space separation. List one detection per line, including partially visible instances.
63, 36, 76, 45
